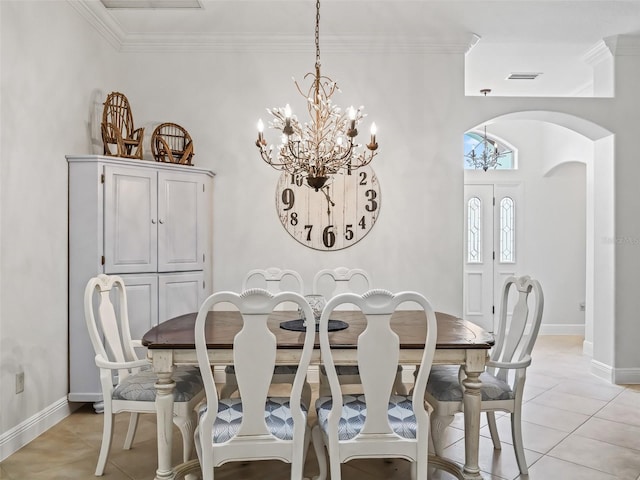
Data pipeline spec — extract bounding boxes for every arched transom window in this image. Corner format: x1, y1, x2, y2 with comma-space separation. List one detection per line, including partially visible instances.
464, 132, 515, 170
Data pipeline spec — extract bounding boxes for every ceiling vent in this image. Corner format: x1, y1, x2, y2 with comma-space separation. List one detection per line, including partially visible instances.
100, 0, 202, 8
507, 72, 542, 80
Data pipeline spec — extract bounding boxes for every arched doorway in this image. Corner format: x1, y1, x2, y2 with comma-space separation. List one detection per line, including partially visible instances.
462, 111, 614, 376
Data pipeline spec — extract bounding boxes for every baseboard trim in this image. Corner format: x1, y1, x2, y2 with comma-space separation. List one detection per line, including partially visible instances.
590, 359, 640, 385
590, 359, 613, 383
538, 324, 585, 335
613, 367, 640, 385
583, 340, 594, 357
0, 397, 73, 462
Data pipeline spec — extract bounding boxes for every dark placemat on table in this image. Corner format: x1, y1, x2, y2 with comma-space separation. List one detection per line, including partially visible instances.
279, 319, 348, 332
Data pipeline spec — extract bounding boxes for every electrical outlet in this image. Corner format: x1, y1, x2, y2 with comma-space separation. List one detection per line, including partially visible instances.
16, 372, 24, 394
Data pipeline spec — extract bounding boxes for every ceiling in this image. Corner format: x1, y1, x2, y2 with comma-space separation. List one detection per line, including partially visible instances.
76, 0, 640, 96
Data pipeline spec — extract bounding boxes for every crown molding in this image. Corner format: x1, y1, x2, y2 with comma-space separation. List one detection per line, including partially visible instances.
67, 0, 125, 50
582, 40, 612, 66
604, 34, 640, 56
71, 1, 477, 54
118, 33, 477, 54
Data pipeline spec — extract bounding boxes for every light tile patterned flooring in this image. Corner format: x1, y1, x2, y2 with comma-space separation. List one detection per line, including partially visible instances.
2, 336, 640, 479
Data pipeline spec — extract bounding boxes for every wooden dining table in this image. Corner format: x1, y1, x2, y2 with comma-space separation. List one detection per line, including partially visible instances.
142, 309, 494, 480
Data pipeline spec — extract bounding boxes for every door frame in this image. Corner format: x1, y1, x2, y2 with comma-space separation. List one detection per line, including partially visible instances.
463, 180, 523, 333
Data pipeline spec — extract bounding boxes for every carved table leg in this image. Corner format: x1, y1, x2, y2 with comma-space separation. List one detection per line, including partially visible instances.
461, 350, 486, 480
154, 351, 176, 480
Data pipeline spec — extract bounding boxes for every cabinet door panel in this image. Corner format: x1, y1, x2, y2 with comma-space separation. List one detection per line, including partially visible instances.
104, 166, 158, 273
158, 272, 205, 323
158, 171, 204, 272
117, 274, 159, 339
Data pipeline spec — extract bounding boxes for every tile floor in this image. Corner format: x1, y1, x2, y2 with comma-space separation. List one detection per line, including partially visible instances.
1, 336, 640, 479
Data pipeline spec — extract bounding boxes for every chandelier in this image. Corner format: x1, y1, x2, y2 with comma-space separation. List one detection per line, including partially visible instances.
465, 125, 511, 171
255, 0, 378, 191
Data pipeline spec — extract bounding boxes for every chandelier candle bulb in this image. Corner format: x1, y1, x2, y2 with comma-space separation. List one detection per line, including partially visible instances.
256, 119, 266, 146
283, 104, 294, 136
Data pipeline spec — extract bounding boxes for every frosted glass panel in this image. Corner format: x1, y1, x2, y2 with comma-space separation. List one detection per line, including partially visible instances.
467, 197, 482, 263
500, 197, 515, 263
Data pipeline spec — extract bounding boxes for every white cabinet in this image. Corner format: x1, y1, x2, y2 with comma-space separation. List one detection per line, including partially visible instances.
67, 155, 214, 403
103, 165, 207, 273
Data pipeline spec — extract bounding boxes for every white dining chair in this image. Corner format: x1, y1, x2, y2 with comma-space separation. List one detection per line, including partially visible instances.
220, 268, 311, 406
311, 289, 437, 480
312, 267, 371, 299
243, 268, 305, 310
193, 289, 316, 480
84, 274, 204, 476
313, 267, 406, 396
425, 275, 544, 475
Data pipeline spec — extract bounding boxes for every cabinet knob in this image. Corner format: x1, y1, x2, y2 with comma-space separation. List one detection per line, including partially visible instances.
159, 219, 164, 224
151, 219, 156, 224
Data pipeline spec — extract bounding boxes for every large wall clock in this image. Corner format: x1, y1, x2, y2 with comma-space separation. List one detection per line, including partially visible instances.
275, 165, 381, 251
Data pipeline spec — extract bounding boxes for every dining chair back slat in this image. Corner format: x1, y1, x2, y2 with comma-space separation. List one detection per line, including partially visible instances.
312, 289, 437, 480
194, 289, 316, 480
313, 268, 406, 396
221, 268, 311, 403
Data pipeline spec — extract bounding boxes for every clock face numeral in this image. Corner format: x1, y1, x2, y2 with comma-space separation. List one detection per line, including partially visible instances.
365, 189, 378, 212
291, 174, 304, 186
281, 188, 295, 211
323, 226, 336, 248
345, 224, 354, 241
275, 165, 381, 251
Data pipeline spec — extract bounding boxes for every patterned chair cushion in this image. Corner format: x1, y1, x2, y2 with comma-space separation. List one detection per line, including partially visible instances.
224, 365, 298, 375
425, 365, 514, 402
112, 365, 203, 402
315, 394, 417, 440
197, 397, 308, 443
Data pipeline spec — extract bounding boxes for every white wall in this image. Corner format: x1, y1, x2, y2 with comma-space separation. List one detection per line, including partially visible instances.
0, 0, 120, 457
116, 49, 467, 313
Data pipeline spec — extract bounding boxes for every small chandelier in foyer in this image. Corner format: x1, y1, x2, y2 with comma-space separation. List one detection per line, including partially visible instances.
465, 125, 512, 171
255, 0, 378, 191
466, 88, 512, 171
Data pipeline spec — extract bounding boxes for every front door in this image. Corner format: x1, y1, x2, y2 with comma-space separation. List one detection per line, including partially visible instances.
463, 183, 522, 332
